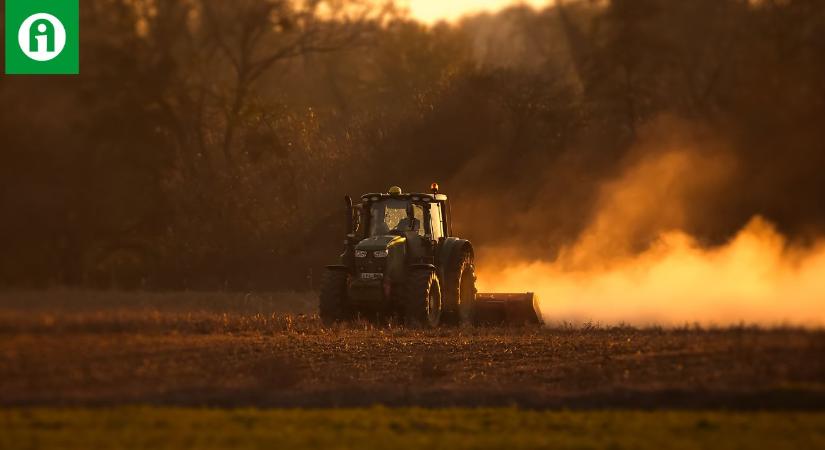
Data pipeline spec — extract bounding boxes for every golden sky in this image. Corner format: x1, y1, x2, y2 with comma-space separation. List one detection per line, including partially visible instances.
404, 0, 550, 23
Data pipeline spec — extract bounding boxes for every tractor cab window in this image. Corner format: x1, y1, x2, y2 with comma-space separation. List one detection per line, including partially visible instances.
369, 199, 425, 236
429, 203, 444, 240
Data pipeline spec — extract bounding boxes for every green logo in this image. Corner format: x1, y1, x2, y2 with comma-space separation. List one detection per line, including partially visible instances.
5, 0, 79, 74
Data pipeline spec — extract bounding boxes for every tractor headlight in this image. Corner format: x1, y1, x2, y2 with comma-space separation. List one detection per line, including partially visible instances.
355, 250, 368, 258
373, 250, 389, 258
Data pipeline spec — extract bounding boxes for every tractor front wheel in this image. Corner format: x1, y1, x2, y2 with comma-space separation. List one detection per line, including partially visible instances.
319, 270, 351, 325
404, 270, 442, 328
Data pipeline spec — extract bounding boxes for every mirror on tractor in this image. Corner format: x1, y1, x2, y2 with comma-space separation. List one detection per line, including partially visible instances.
344, 195, 355, 237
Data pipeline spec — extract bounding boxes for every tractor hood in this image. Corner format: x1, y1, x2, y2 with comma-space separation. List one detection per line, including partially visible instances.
356, 235, 405, 251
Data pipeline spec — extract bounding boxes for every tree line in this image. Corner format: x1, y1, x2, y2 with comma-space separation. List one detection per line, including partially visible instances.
1, 0, 824, 289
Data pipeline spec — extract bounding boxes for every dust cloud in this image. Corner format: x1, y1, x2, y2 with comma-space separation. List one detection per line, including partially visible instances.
476, 130, 825, 327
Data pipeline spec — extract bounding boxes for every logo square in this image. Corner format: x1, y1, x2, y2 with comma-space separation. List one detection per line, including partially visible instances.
5, 0, 79, 74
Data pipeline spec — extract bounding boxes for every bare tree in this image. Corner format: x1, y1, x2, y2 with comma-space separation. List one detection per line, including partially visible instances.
196, 0, 382, 170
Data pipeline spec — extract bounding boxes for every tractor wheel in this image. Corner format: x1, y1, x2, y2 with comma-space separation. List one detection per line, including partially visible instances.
319, 270, 351, 325
443, 251, 477, 326
404, 270, 442, 328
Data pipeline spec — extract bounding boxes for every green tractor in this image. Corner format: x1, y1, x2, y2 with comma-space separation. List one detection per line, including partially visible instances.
319, 184, 541, 327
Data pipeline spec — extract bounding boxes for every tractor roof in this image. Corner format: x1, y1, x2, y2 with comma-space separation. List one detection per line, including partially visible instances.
360, 192, 448, 202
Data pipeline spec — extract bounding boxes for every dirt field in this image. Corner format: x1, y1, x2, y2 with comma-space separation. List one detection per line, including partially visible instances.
1, 291, 823, 409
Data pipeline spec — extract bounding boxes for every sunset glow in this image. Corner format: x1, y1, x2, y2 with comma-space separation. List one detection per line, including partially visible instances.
404, 0, 551, 23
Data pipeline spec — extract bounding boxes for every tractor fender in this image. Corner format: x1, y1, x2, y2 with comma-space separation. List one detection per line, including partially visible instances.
409, 263, 437, 271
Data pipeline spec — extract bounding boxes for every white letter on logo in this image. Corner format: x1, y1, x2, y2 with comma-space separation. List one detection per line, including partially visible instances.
18, 13, 67, 62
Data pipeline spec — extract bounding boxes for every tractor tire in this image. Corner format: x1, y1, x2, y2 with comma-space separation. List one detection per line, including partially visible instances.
404, 270, 442, 328
319, 270, 351, 325
442, 251, 477, 326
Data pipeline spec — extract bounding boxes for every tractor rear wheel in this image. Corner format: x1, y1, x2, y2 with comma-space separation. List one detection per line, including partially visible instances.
443, 251, 477, 326
404, 270, 442, 328
319, 270, 351, 325
457, 257, 477, 326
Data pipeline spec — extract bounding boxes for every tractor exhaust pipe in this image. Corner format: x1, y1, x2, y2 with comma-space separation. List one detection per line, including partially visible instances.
344, 195, 354, 235
474, 293, 543, 326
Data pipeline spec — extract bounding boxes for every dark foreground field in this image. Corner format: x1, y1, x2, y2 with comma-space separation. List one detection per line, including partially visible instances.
1, 291, 823, 409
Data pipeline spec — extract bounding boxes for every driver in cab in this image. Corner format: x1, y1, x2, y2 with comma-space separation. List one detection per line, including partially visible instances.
394, 205, 420, 233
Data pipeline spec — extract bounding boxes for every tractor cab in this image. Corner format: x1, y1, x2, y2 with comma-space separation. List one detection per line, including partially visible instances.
357, 185, 449, 241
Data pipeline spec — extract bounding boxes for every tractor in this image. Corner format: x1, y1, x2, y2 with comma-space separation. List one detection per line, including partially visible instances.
319, 184, 541, 327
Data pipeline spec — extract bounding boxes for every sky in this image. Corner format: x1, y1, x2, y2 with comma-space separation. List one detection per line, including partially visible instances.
404, 0, 551, 23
